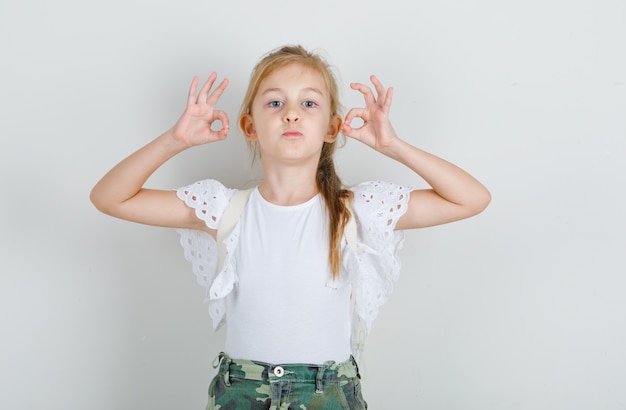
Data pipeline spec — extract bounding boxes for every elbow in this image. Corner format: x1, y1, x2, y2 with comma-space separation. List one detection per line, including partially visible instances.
89, 188, 114, 216
458, 186, 491, 219
89, 190, 105, 214
469, 188, 491, 216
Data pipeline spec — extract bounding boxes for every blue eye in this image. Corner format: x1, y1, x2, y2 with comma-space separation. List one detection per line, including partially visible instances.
269, 101, 283, 108
302, 101, 317, 108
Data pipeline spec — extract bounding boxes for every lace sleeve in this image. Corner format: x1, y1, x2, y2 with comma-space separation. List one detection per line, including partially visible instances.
176, 179, 236, 230
348, 181, 413, 334
175, 179, 236, 330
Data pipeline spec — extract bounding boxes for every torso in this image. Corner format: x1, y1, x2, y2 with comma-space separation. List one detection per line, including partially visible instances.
224, 188, 352, 364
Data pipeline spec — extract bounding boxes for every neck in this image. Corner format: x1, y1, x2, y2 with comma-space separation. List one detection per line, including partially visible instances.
258, 159, 319, 206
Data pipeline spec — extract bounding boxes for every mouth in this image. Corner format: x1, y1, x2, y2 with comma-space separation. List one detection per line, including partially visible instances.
282, 130, 303, 138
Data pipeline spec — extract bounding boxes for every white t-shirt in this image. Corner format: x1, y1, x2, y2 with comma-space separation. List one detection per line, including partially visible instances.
226, 188, 351, 363
176, 179, 412, 364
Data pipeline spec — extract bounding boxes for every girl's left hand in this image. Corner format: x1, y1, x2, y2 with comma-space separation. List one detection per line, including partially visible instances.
343, 75, 397, 151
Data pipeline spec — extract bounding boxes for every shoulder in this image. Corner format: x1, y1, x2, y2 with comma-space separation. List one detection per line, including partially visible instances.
176, 179, 238, 206
348, 181, 413, 230
176, 179, 238, 229
349, 181, 412, 211
177, 179, 235, 198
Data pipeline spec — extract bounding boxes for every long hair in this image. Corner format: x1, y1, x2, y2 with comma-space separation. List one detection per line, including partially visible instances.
239, 45, 353, 278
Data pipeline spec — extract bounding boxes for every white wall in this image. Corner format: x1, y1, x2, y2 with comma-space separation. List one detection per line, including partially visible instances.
1, 0, 624, 408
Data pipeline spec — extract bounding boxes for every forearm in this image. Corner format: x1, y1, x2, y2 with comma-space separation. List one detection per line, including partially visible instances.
380, 137, 491, 211
90, 129, 185, 214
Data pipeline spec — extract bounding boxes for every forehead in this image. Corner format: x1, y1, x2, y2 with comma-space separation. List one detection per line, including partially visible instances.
258, 63, 327, 93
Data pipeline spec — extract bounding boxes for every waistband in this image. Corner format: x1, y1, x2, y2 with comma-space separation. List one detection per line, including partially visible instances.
212, 352, 361, 392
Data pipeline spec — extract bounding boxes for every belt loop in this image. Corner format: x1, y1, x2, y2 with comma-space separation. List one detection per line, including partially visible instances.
351, 355, 362, 379
316, 361, 334, 394
212, 352, 225, 369
213, 352, 232, 387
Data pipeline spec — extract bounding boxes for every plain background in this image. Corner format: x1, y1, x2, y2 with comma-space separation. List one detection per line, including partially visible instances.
1, 0, 625, 408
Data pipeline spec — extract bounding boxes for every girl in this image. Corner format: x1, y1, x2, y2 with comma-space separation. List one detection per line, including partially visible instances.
91, 45, 490, 409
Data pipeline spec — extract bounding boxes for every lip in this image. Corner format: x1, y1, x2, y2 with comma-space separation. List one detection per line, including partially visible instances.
282, 130, 303, 137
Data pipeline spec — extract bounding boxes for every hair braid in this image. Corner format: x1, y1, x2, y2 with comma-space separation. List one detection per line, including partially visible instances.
317, 142, 353, 278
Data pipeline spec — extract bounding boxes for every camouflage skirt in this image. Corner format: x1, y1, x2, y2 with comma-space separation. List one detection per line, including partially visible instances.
207, 352, 367, 410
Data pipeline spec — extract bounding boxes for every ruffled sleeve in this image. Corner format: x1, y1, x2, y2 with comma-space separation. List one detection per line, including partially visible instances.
345, 181, 412, 349
175, 179, 236, 331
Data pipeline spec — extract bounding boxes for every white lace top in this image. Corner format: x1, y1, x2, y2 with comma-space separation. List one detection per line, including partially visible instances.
175, 179, 412, 355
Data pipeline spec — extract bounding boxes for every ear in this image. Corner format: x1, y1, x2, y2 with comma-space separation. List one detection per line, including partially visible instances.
324, 114, 342, 143
240, 114, 257, 141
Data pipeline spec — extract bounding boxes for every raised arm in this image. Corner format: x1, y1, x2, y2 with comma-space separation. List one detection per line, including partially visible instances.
90, 73, 230, 233
343, 75, 491, 230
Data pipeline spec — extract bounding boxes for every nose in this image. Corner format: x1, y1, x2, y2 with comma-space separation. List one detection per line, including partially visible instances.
283, 105, 300, 123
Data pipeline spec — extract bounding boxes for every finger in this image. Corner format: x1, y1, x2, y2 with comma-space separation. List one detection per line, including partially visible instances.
212, 110, 230, 139
343, 107, 365, 127
370, 75, 387, 104
343, 108, 367, 139
383, 87, 394, 111
216, 128, 229, 140
197, 72, 217, 103
342, 123, 362, 141
341, 120, 354, 136
350, 82, 376, 106
212, 110, 230, 131
187, 76, 199, 107
206, 78, 229, 106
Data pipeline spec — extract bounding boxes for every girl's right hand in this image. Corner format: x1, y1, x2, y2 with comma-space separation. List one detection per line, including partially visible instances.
171, 72, 230, 147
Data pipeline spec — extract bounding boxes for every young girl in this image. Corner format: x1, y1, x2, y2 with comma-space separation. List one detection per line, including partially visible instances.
91, 45, 490, 409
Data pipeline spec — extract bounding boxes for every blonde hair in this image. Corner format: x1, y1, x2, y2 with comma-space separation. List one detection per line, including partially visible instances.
239, 45, 353, 278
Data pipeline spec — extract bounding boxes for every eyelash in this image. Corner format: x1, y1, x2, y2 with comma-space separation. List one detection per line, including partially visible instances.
268, 101, 317, 108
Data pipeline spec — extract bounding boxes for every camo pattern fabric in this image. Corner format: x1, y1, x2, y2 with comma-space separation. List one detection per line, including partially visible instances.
207, 352, 367, 410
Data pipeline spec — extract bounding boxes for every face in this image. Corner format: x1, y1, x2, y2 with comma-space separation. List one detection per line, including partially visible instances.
241, 63, 341, 165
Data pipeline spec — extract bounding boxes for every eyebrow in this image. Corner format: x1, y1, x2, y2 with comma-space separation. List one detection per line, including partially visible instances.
260, 87, 325, 97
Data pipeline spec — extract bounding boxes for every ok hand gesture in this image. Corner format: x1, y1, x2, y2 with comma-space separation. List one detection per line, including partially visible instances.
342, 75, 397, 151
171, 72, 230, 147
